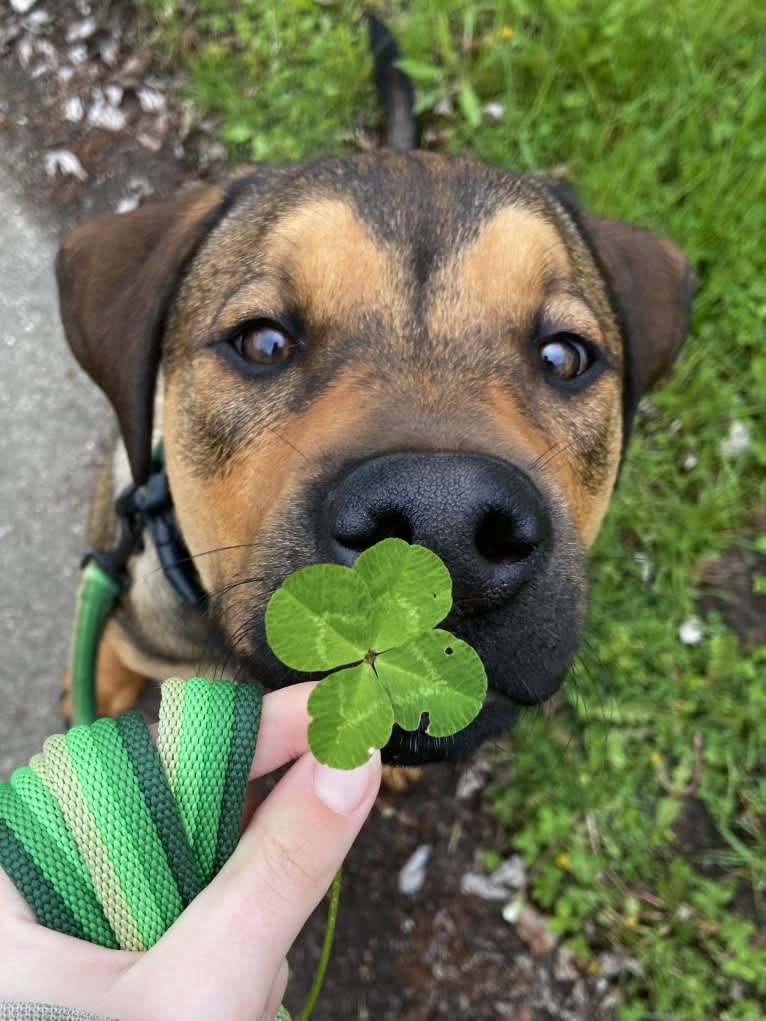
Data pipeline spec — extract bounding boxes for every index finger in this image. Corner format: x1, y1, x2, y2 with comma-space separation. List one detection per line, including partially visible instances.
248, 681, 316, 778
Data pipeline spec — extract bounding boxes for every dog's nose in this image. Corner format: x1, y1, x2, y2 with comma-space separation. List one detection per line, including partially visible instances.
322, 452, 551, 612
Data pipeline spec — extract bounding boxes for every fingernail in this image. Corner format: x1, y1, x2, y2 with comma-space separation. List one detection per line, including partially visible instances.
313, 753, 379, 815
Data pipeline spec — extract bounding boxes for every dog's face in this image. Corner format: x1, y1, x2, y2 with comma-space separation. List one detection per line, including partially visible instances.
57, 152, 692, 764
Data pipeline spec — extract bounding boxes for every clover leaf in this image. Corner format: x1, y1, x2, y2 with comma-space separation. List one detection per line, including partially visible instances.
265, 538, 488, 769
354, 537, 452, 650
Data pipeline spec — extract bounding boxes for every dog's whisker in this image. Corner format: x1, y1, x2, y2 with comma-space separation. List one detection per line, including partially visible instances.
528, 438, 567, 474
203, 575, 265, 603
537, 437, 579, 473
131, 542, 262, 587
565, 651, 615, 782
579, 635, 616, 720
571, 659, 597, 722
515, 702, 544, 742
264, 424, 311, 463
203, 628, 249, 684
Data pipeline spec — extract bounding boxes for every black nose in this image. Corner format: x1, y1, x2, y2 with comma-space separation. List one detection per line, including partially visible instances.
322, 452, 551, 613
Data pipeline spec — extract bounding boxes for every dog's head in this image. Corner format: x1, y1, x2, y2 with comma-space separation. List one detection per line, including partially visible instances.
57, 153, 693, 763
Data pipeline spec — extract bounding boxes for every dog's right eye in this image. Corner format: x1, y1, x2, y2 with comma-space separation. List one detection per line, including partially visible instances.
539, 334, 593, 382
232, 321, 296, 366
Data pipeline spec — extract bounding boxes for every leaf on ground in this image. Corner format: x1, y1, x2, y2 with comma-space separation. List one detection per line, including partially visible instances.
265, 563, 371, 672
375, 629, 487, 737
307, 662, 395, 769
354, 539, 452, 651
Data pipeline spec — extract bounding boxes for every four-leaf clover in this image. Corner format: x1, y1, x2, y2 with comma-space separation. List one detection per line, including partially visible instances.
265, 538, 488, 769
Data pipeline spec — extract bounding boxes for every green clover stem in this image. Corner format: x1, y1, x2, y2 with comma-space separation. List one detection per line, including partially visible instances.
297, 867, 343, 1021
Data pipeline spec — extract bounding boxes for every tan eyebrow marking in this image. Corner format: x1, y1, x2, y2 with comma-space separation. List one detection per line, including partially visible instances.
427, 204, 571, 337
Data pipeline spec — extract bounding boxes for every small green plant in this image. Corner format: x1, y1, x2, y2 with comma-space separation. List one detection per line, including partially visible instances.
265, 538, 487, 769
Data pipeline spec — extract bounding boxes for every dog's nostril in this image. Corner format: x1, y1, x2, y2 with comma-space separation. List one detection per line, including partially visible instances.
475, 508, 536, 565
335, 510, 413, 552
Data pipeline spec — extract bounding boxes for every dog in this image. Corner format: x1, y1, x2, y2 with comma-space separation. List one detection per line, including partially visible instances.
56, 21, 693, 765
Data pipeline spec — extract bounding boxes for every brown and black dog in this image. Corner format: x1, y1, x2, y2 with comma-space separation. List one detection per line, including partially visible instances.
56, 24, 693, 764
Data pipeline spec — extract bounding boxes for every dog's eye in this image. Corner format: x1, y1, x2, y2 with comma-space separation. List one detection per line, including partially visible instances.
540, 335, 592, 381
234, 322, 295, 366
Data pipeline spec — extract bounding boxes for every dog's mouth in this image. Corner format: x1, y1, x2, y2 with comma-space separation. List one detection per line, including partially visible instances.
380, 685, 522, 765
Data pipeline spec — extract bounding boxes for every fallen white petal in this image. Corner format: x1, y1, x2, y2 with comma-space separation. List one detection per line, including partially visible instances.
105, 83, 123, 107
490, 854, 527, 890
63, 95, 83, 122
25, 10, 50, 28
137, 86, 166, 114
483, 101, 505, 121
678, 617, 703, 645
501, 892, 525, 924
17, 37, 34, 68
67, 44, 87, 66
460, 871, 508, 901
720, 420, 751, 458
115, 195, 141, 214
66, 17, 96, 43
44, 149, 87, 181
87, 90, 127, 131
398, 843, 431, 895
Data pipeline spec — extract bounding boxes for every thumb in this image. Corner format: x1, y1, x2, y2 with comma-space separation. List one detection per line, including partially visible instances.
120, 750, 381, 1021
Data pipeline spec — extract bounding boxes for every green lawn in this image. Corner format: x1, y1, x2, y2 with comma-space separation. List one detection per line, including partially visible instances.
141, 2, 766, 1016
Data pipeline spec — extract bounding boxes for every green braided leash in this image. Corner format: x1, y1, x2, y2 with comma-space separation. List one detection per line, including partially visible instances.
0, 677, 291, 1021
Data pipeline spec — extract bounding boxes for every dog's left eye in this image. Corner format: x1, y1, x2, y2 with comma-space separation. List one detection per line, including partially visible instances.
540, 334, 592, 381
232, 322, 296, 366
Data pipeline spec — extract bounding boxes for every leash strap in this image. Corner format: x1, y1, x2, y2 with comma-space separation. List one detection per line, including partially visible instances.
0, 678, 262, 952
69, 563, 122, 725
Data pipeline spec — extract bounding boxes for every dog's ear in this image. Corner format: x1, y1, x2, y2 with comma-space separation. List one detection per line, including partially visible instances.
581, 213, 695, 415
56, 184, 227, 484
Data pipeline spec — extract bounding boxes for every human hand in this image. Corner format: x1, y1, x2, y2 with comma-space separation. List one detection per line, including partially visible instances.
0, 682, 381, 1021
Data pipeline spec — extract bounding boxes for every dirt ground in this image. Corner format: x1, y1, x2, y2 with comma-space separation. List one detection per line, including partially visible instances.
3, 3, 762, 1019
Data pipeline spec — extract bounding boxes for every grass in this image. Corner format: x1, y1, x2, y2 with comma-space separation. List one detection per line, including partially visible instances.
140, 2, 766, 1017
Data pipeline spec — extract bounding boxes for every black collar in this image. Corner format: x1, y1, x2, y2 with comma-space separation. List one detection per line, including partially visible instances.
84, 462, 207, 608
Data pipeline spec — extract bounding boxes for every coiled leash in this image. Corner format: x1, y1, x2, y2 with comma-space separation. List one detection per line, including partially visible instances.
0, 677, 291, 1021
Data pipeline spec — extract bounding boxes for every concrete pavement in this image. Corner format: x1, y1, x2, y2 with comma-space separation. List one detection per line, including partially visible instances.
0, 166, 112, 777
